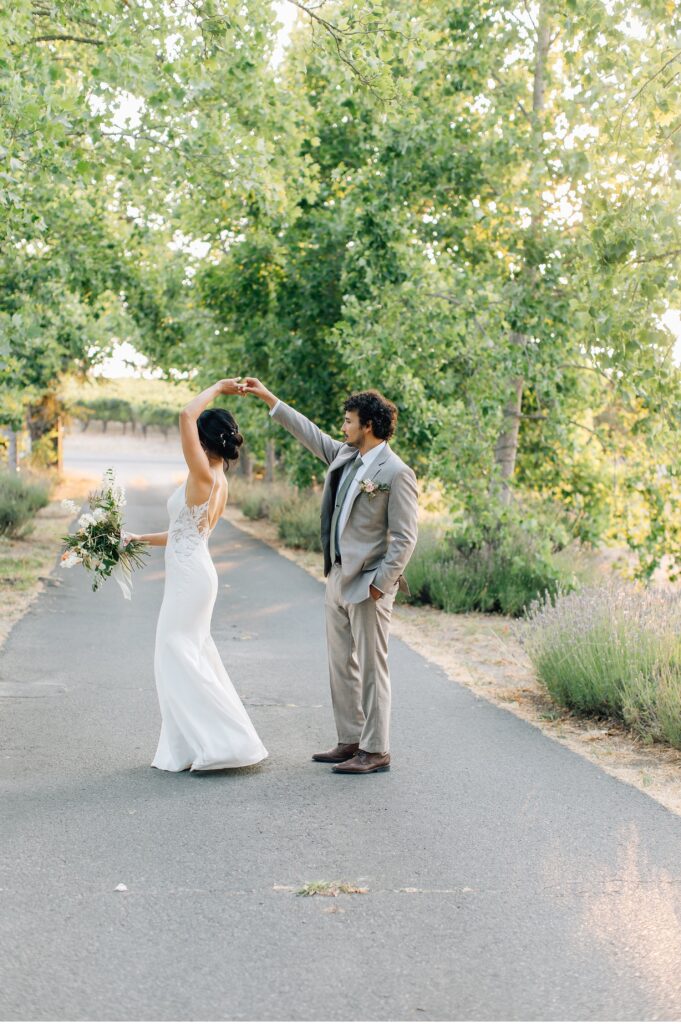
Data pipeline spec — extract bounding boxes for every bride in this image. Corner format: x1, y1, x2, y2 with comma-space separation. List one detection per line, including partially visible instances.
125, 377, 268, 772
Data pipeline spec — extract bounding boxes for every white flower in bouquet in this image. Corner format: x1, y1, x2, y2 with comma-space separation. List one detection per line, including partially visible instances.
61, 499, 80, 516
60, 550, 82, 568
60, 468, 148, 598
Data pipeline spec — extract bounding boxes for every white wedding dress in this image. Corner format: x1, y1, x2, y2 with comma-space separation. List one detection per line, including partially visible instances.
152, 476, 268, 772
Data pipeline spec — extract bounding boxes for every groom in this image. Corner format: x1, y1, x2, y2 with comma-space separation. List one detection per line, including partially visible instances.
242, 379, 418, 774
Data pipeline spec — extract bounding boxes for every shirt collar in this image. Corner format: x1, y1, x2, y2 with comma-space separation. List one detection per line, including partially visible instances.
356, 441, 386, 472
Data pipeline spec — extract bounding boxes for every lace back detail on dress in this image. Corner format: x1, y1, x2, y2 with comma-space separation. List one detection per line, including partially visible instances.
168, 478, 216, 561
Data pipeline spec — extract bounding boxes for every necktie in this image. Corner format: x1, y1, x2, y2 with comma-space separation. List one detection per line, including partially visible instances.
330, 456, 364, 564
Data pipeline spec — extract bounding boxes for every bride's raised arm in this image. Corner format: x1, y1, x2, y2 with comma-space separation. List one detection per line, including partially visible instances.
179, 377, 242, 485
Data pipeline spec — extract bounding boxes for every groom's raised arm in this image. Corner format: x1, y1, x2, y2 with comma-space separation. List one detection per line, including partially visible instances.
242, 378, 343, 466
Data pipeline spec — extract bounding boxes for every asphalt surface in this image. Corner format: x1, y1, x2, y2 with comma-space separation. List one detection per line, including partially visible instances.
3, 482, 681, 1020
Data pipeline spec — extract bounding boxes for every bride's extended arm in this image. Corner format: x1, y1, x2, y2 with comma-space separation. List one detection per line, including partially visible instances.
179, 377, 242, 482
124, 530, 168, 547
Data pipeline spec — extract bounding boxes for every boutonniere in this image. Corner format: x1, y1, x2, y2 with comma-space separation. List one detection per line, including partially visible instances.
358, 479, 390, 499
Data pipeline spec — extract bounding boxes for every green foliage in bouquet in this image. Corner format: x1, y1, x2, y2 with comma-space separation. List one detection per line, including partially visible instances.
61, 468, 148, 593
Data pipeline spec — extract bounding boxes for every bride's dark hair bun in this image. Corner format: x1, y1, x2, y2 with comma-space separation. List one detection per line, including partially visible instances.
197, 408, 244, 467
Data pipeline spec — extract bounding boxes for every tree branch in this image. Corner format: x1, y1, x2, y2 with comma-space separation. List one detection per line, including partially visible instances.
521, 0, 537, 32
286, 0, 344, 39
31, 33, 105, 45
490, 70, 532, 124
285, 0, 384, 88
630, 248, 681, 266
616, 48, 681, 144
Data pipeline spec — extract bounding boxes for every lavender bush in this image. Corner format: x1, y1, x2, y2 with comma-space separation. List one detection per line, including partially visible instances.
520, 582, 681, 746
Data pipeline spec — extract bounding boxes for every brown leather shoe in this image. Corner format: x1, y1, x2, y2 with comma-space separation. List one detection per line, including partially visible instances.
332, 750, 391, 774
311, 742, 360, 763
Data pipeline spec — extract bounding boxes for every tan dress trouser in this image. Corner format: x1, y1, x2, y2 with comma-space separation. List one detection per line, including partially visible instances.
324, 563, 395, 754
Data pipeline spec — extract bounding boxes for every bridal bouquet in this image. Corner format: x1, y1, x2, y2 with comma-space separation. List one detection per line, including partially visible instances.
60, 468, 148, 599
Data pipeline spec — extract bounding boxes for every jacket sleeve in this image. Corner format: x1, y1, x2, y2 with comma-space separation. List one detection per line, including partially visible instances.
271, 400, 343, 466
373, 467, 419, 594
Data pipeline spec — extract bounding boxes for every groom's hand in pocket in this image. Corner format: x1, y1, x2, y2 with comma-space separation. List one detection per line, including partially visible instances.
369, 584, 383, 601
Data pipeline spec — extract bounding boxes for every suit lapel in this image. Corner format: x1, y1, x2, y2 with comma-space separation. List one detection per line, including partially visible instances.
329, 446, 359, 473
327, 447, 361, 503
341, 444, 392, 525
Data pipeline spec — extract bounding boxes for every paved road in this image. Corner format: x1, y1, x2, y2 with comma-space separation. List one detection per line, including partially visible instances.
3, 484, 681, 1021
62, 425, 187, 488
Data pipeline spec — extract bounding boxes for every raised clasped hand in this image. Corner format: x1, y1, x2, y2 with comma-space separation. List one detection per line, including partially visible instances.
219, 376, 243, 396
239, 376, 263, 397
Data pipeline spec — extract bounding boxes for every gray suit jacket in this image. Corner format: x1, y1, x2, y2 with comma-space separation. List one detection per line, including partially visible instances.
271, 401, 419, 604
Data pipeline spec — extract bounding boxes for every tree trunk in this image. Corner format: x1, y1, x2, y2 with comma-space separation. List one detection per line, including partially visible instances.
55, 416, 63, 474
27, 393, 61, 468
491, 2, 551, 503
238, 443, 253, 481
265, 439, 276, 483
7, 430, 18, 471
493, 364, 524, 505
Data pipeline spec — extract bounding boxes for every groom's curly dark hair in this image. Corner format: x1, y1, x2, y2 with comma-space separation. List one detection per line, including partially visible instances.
344, 389, 398, 441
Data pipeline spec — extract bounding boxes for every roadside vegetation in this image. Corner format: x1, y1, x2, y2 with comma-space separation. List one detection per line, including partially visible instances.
0, 472, 91, 648
521, 583, 681, 751
228, 479, 573, 617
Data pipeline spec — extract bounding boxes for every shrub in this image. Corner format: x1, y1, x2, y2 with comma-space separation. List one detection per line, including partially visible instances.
241, 490, 275, 520
403, 519, 569, 617
398, 524, 448, 604
0, 471, 51, 537
276, 495, 323, 551
521, 582, 681, 747
234, 481, 293, 521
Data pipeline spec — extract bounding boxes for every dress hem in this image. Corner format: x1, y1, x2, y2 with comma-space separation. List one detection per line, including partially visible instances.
151, 750, 268, 773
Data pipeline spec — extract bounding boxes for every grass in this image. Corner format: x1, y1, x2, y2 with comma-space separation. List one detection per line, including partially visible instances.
0, 471, 51, 538
520, 581, 681, 749
296, 881, 369, 897
0, 473, 92, 648
0, 518, 64, 590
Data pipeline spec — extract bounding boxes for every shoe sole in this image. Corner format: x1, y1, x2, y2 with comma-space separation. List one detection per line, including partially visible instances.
332, 764, 391, 774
